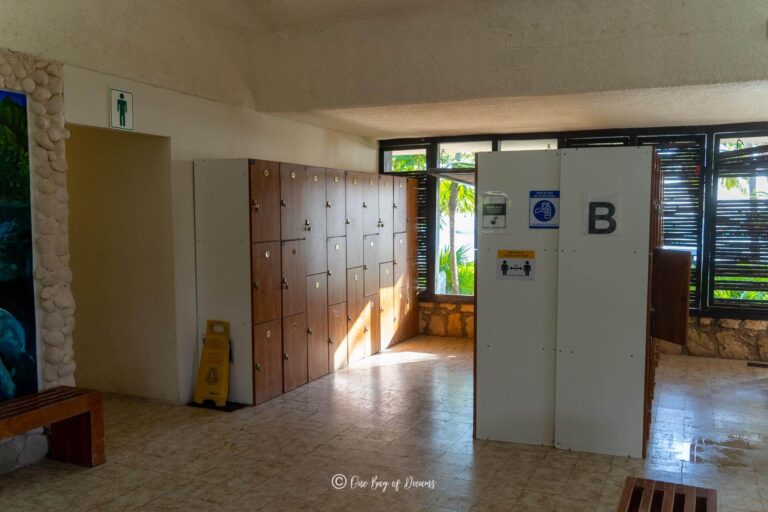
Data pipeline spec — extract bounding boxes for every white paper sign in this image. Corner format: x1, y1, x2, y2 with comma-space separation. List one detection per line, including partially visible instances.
481, 192, 508, 230
496, 250, 535, 280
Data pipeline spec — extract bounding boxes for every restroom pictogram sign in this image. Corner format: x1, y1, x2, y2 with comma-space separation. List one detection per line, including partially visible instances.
194, 320, 230, 406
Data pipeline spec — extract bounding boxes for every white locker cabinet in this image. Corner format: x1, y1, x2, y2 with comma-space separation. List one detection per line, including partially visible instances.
555, 147, 653, 458
475, 150, 560, 446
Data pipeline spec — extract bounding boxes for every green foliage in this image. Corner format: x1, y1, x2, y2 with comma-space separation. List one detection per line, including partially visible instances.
0, 97, 30, 203
391, 153, 426, 172
438, 246, 474, 295
439, 149, 475, 168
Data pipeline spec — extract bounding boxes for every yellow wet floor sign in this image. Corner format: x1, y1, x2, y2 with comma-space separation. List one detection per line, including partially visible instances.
194, 320, 230, 407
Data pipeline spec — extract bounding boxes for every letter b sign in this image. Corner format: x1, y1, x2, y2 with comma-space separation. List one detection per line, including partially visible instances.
588, 202, 617, 234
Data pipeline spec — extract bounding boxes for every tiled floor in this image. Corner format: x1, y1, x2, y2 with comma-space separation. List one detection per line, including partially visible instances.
1, 336, 767, 511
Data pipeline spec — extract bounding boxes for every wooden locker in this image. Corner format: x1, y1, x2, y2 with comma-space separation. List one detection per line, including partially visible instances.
282, 313, 308, 392
347, 267, 366, 363
366, 294, 381, 357
393, 176, 407, 233
346, 173, 364, 268
327, 237, 347, 305
379, 263, 395, 349
362, 174, 380, 235
305, 167, 328, 275
363, 234, 379, 296
251, 241, 282, 324
328, 302, 348, 371
393, 284, 407, 344
393, 232, 408, 288
307, 274, 329, 381
378, 175, 394, 263
280, 163, 307, 240
406, 178, 419, 259
253, 319, 282, 405
282, 240, 307, 317
650, 249, 691, 345
249, 160, 280, 243
326, 168, 346, 238
406, 258, 419, 338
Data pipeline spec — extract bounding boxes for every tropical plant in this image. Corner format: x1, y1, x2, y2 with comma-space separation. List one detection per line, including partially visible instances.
438, 246, 474, 295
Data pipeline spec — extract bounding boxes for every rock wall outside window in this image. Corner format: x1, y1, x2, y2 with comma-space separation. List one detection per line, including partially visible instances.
419, 301, 474, 338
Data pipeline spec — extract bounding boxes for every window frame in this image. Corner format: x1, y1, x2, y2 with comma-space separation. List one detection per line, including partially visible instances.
379, 122, 768, 318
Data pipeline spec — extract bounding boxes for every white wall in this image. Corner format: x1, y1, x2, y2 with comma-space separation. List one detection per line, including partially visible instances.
64, 65, 377, 403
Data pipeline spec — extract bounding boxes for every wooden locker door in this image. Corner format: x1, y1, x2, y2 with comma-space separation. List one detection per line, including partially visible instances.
363, 234, 379, 296
406, 178, 419, 259
305, 167, 328, 275
307, 274, 329, 380
362, 174, 380, 235
253, 319, 282, 405
346, 173, 364, 268
378, 175, 394, 263
406, 258, 419, 338
393, 232, 408, 288
251, 241, 282, 324
393, 284, 407, 344
326, 168, 346, 238
379, 263, 395, 349
280, 163, 306, 240
249, 160, 280, 242
282, 313, 308, 392
281, 240, 307, 317
347, 267, 366, 363
650, 248, 691, 345
366, 294, 381, 356
328, 302, 348, 371
327, 237, 347, 305
393, 177, 407, 233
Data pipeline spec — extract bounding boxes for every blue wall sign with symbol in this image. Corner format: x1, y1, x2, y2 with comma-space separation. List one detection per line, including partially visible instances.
529, 191, 560, 229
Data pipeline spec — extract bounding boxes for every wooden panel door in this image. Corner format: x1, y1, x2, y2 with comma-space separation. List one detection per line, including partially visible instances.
249, 160, 280, 243
362, 174, 380, 235
393, 232, 408, 288
307, 274, 329, 380
393, 176, 407, 233
253, 319, 282, 405
326, 168, 346, 238
347, 267, 366, 363
366, 294, 380, 357
378, 175, 394, 263
393, 285, 407, 344
406, 178, 419, 259
346, 173, 364, 268
281, 240, 307, 317
280, 163, 306, 240
327, 237, 347, 305
282, 313, 308, 392
328, 302, 348, 371
363, 234, 379, 296
305, 167, 327, 275
251, 241, 282, 324
650, 248, 691, 345
406, 258, 419, 338
380, 263, 395, 349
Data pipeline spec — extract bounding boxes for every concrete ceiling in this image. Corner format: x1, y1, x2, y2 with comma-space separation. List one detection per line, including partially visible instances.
1, 0, 768, 140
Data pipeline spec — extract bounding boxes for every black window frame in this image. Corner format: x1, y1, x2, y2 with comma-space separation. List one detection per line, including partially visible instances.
379, 122, 768, 318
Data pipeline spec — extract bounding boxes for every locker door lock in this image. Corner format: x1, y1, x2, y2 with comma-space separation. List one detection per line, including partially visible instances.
282, 278, 289, 289
305, 220, 311, 231
328, 337, 334, 345
252, 199, 260, 212
283, 353, 289, 360
363, 202, 368, 208
255, 363, 262, 371
363, 265, 368, 270
364, 327, 369, 333
393, 202, 398, 209
253, 281, 260, 290
328, 270, 333, 276
307, 328, 313, 335
378, 219, 384, 227
280, 199, 286, 207
347, 315, 352, 322
346, 218, 351, 224
326, 201, 332, 208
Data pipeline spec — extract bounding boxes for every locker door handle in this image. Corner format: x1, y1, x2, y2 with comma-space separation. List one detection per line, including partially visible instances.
347, 316, 352, 322
362, 202, 368, 208
280, 199, 286, 207
380, 307, 384, 313
307, 328, 313, 335
327, 270, 333, 276
252, 199, 260, 211
393, 202, 398, 209
282, 278, 289, 289
255, 363, 262, 371
346, 218, 351, 224
253, 282, 260, 290
283, 353, 289, 360
326, 201, 332, 208
304, 220, 311, 231
363, 265, 368, 270
364, 327, 369, 333
328, 337, 333, 345
378, 219, 384, 227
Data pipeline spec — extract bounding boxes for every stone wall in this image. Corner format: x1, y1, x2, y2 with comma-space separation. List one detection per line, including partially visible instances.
419, 301, 474, 338
660, 317, 768, 360
0, 48, 75, 473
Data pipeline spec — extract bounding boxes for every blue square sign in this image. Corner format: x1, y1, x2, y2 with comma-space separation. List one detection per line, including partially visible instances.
529, 191, 560, 229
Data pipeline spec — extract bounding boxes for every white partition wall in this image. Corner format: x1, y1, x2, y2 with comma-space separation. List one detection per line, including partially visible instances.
476, 151, 560, 445
193, 160, 253, 405
554, 147, 653, 458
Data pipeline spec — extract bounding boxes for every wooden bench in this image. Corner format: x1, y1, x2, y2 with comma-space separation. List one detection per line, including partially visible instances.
0, 387, 105, 467
618, 476, 717, 512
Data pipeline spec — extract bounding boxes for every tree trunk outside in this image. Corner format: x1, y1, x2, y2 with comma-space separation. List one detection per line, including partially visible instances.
449, 182, 459, 294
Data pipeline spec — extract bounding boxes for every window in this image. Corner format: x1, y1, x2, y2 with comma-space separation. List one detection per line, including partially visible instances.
382, 148, 427, 172
439, 141, 491, 168
500, 139, 557, 151
711, 138, 768, 307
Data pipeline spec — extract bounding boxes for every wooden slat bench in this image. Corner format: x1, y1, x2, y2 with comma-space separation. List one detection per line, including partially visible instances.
0, 387, 105, 467
618, 476, 717, 512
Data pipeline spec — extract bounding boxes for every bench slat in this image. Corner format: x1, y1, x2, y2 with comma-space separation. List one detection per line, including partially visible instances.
0, 388, 93, 419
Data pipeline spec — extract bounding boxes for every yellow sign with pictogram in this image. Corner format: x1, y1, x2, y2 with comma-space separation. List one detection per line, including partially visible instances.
194, 320, 230, 407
